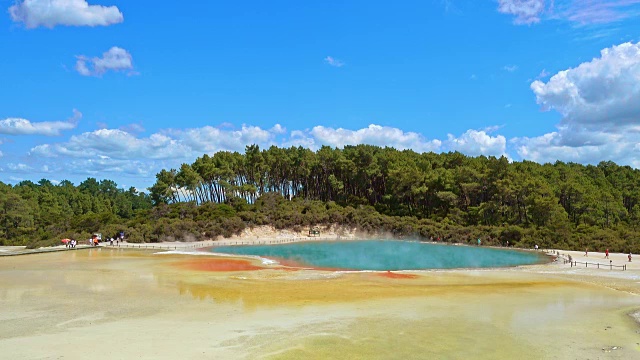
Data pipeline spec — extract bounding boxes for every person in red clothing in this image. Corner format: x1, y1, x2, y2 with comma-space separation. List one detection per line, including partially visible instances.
605, 249, 609, 259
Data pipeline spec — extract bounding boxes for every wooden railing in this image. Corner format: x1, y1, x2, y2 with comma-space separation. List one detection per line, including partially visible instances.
565, 259, 626, 270
544, 250, 628, 271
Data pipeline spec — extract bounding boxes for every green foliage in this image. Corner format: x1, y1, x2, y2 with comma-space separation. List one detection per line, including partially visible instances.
0, 179, 152, 246
141, 147, 640, 252
6, 148, 640, 252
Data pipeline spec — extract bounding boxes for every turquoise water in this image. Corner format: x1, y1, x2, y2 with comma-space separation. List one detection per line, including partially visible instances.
211, 240, 547, 270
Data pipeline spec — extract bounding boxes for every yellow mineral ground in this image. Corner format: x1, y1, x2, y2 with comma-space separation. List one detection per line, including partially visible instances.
1, 247, 639, 359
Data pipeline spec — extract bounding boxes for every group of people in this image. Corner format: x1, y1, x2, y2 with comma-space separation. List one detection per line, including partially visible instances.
108, 236, 122, 246
584, 247, 632, 262
86, 232, 125, 247
64, 233, 125, 248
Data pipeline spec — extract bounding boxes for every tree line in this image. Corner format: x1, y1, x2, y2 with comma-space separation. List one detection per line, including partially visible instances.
2, 144, 640, 252
150, 145, 640, 228
0, 178, 152, 247
147, 145, 640, 252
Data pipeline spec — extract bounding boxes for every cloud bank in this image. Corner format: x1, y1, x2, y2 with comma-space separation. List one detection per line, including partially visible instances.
16, 123, 509, 183
517, 41, 640, 166
9, 0, 123, 29
5, 40, 640, 187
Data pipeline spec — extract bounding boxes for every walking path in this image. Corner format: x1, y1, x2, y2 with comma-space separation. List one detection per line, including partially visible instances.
0, 245, 96, 257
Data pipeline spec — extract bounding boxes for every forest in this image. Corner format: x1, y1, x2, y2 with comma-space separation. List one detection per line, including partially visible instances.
2, 144, 640, 253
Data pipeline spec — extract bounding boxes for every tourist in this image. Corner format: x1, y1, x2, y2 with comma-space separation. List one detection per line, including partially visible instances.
110, 237, 114, 246
534, 244, 539, 251
629, 253, 632, 262
605, 249, 609, 259
477, 238, 481, 246
585, 248, 588, 257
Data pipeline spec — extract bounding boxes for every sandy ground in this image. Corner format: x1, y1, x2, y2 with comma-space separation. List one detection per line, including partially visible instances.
0, 225, 360, 255
551, 248, 637, 269
2, 232, 640, 359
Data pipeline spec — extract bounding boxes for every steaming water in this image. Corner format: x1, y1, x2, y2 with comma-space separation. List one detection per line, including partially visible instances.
211, 240, 547, 270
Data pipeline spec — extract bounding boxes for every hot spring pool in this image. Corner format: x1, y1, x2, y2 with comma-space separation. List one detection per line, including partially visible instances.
211, 240, 548, 270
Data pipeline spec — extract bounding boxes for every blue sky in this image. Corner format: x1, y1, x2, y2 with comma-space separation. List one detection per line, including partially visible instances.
1, 0, 640, 190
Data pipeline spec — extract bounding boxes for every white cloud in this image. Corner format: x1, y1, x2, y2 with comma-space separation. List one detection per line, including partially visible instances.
503, 64, 519, 72
31, 129, 193, 160
270, 124, 286, 134
324, 56, 345, 67
21, 123, 525, 185
9, 0, 123, 29
26, 124, 513, 166
555, 0, 640, 25
309, 124, 442, 153
446, 129, 507, 157
284, 130, 317, 148
537, 68, 550, 78
518, 41, 640, 166
530, 41, 640, 128
7, 163, 33, 172
497, 0, 545, 24
497, 1, 640, 25
174, 125, 280, 153
512, 129, 639, 165
22, 125, 285, 183
76, 47, 135, 77
0, 110, 80, 136
119, 123, 145, 134
98, 121, 144, 133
